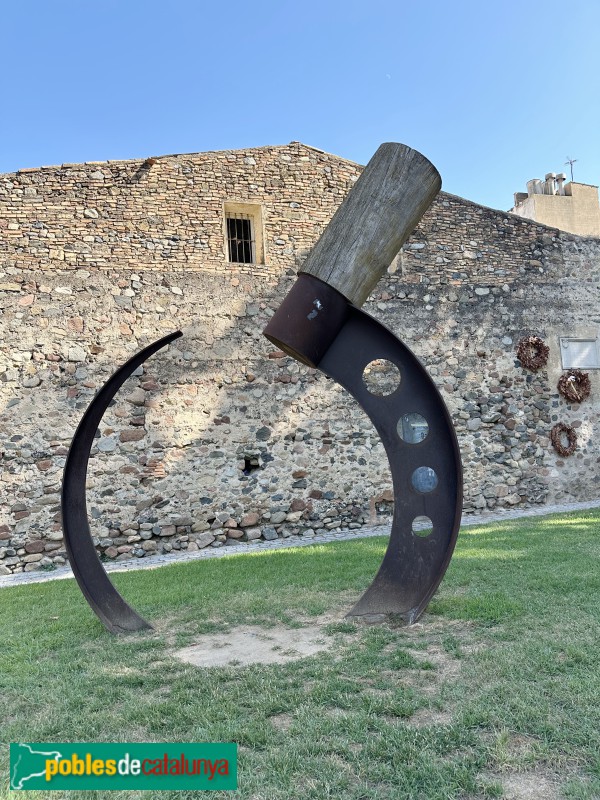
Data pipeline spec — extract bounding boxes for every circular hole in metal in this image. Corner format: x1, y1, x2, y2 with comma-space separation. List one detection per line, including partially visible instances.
411, 467, 438, 493
397, 412, 429, 443
412, 515, 434, 537
362, 359, 401, 396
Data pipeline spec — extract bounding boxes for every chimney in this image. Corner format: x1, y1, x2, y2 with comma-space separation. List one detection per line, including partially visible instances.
527, 179, 544, 196
544, 172, 557, 195
556, 172, 567, 196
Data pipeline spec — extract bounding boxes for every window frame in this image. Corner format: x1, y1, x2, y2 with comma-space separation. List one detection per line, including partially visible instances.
223, 202, 265, 265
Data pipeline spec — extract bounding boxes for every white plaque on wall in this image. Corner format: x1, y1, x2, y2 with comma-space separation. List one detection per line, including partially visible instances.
560, 338, 600, 369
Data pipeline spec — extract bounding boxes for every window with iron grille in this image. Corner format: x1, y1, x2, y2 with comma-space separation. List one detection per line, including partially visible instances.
226, 214, 255, 264
224, 202, 264, 265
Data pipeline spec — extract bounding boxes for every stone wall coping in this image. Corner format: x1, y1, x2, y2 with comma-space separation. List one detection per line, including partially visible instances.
5, 141, 361, 180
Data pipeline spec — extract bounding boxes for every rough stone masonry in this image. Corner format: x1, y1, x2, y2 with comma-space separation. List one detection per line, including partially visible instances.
1, 142, 600, 575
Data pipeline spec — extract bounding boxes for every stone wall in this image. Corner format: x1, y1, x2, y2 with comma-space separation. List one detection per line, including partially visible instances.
0, 142, 361, 276
2, 143, 600, 575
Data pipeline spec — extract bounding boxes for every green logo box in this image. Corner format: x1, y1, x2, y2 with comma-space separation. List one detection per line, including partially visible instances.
10, 742, 237, 791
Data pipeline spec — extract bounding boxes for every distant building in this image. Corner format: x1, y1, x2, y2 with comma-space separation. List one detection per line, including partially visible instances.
510, 172, 600, 237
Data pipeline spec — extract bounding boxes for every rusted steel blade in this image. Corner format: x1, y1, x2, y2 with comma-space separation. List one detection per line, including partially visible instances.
318, 307, 462, 623
61, 331, 182, 634
265, 274, 462, 623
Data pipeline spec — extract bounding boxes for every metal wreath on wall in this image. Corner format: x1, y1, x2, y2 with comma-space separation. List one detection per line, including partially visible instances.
61, 143, 463, 634
550, 422, 577, 457
557, 369, 591, 404
516, 335, 549, 371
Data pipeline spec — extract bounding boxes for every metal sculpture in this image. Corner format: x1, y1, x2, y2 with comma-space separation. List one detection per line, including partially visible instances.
263, 275, 461, 620
61, 142, 462, 633
263, 143, 462, 621
62, 332, 182, 634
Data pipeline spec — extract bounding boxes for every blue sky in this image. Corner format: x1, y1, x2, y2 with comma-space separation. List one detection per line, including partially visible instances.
1, 0, 598, 211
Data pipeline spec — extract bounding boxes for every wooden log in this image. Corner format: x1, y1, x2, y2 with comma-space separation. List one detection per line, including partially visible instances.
299, 142, 441, 307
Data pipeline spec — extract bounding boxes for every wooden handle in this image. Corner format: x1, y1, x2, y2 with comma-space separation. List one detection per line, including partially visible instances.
300, 143, 441, 307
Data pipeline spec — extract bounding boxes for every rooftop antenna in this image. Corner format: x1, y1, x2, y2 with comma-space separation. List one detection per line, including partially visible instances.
565, 156, 578, 182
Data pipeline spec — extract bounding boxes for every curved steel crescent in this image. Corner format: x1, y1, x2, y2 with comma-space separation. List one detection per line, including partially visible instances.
263, 273, 463, 623
61, 331, 182, 634
319, 307, 462, 623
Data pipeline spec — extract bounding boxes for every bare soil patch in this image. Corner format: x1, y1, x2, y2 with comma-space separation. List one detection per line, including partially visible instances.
174, 622, 333, 667
408, 707, 453, 727
407, 643, 462, 678
497, 769, 563, 800
269, 712, 293, 732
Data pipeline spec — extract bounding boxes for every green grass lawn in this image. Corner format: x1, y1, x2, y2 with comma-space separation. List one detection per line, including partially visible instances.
2, 509, 600, 799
